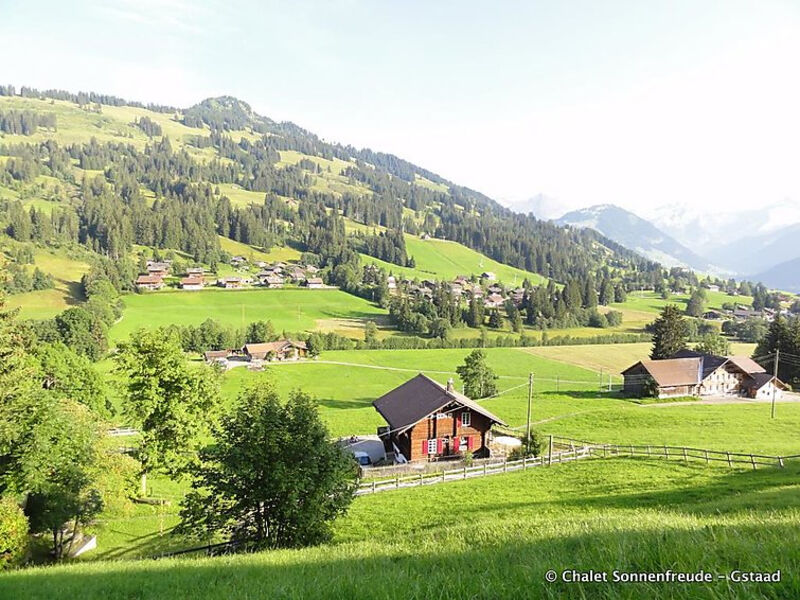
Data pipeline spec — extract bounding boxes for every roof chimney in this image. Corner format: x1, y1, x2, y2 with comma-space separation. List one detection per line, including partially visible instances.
446, 378, 455, 393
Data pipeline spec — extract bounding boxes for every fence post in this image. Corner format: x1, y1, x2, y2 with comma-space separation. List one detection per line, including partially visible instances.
548, 435, 553, 466
419, 472, 424, 486
463, 465, 467, 479
372, 480, 376, 493
750, 455, 757, 470
395, 475, 399, 488
726, 451, 732, 468
484, 462, 487, 476
442, 469, 446, 481
630, 444, 634, 457
683, 447, 688, 463
664, 445, 668, 460
704, 450, 709, 465
503, 458, 508, 472
523, 456, 527, 470
779, 457, 785, 468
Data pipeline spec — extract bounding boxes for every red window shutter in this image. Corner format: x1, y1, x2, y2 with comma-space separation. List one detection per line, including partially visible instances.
453, 437, 460, 452
437, 438, 443, 454
467, 435, 474, 450
421, 440, 428, 455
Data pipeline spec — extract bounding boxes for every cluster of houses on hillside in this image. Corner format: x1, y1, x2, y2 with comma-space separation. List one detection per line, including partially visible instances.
622, 350, 787, 400
388, 271, 523, 310
135, 258, 325, 292
703, 305, 788, 323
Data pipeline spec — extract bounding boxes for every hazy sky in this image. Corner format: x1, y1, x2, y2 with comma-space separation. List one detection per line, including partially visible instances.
2, 0, 799, 215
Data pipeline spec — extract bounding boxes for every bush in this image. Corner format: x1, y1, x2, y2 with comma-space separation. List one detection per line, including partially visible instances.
0, 496, 29, 569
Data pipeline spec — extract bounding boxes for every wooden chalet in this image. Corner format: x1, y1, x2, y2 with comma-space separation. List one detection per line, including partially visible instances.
373, 374, 506, 462
135, 275, 164, 290
305, 277, 325, 289
622, 350, 788, 399
243, 339, 308, 361
180, 276, 204, 290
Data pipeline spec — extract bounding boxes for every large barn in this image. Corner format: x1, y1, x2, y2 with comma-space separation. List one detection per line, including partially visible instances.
622, 350, 787, 399
372, 374, 506, 463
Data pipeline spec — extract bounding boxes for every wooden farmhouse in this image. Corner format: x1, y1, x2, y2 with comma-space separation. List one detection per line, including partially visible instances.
373, 374, 506, 462
135, 275, 164, 290
180, 276, 204, 290
622, 350, 788, 399
243, 340, 308, 362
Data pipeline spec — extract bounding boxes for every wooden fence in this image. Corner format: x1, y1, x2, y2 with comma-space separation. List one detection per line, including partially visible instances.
356, 436, 800, 495
355, 445, 593, 495
550, 436, 800, 470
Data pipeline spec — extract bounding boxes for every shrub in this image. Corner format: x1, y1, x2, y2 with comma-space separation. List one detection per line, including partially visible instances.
0, 496, 29, 569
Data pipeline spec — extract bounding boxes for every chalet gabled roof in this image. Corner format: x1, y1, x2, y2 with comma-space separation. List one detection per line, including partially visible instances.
622, 358, 702, 387
372, 373, 506, 433
728, 356, 767, 375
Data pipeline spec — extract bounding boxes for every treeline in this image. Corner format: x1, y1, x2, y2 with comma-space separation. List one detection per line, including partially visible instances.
0, 84, 177, 113
0, 110, 57, 135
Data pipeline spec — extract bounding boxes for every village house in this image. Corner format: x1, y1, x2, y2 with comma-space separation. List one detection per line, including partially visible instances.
180, 276, 204, 290
186, 267, 205, 279
135, 275, 164, 291
262, 275, 284, 288
484, 293, 505, 309
230, 256, 247, 267
218, 277, 243, 289
203, 349, 230, 365
386, 275, 397, 290
481, 271, 497, 281
305, 277, 325, 289
373, 374, 506, 463
146, 261, 170, 278
621, 350, 787, 399
242, 340, 308, 362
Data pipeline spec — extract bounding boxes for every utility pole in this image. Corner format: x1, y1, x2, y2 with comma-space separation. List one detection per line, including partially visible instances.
771, 349, 779, 419
526, 373, 533, 455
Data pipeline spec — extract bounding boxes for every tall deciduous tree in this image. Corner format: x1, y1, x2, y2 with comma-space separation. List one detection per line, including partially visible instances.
456, 349, 498, 399
650, 305, 690, 359
177, 383, 356, 550
115, 328, 221, 495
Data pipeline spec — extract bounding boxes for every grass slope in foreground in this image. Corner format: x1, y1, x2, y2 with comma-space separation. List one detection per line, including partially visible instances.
3, 459, 798, 599
109, 288, 389, 343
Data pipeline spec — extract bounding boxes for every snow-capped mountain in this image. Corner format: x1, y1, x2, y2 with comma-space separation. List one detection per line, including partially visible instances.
556, 204, 720, 272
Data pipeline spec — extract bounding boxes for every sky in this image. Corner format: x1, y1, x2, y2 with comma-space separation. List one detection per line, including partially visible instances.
2, 0, 799, 217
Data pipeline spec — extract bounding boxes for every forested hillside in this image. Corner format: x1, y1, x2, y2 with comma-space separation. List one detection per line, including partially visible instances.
0, 85, 770, 349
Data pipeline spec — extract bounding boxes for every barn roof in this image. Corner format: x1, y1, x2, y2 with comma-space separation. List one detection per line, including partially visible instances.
622, 358, 703, 387
372, 373, 506, 433
728, 356, 767, 374
744, 373, 788, 391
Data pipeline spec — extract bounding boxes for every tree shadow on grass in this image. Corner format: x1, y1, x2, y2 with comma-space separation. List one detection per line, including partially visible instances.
6, 519, 798, 600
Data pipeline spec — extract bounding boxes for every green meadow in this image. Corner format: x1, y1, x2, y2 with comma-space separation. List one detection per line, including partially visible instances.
4, 458, 799, 600
360, 234, 548, 285
218, 348, 800, 454
109, 288, 389, 343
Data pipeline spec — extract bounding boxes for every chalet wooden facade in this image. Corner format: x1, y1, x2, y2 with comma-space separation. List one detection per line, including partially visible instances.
622, 350, 788, 399
373, 374, 506, 462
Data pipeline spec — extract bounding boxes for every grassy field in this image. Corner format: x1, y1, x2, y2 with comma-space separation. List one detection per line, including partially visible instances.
109, 288, 389, 343
213, 347, 800, 455
613, 290, 751, 315
3, 246, 90, 319
524, 342, 758, 376
4, 458, 799, 599
216, 235, 302, 264
360, 234, 548, 285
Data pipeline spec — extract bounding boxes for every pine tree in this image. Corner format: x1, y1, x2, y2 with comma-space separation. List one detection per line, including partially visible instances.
650, 305, 690, 359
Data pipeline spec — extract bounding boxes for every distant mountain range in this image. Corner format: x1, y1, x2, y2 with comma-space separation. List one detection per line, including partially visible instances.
555, 204, 719, 273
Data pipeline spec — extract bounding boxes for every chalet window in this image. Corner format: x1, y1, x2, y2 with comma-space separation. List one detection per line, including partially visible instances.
461, 411, 471, 427
427, 439, 438, 454
459, 437, 468, 451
